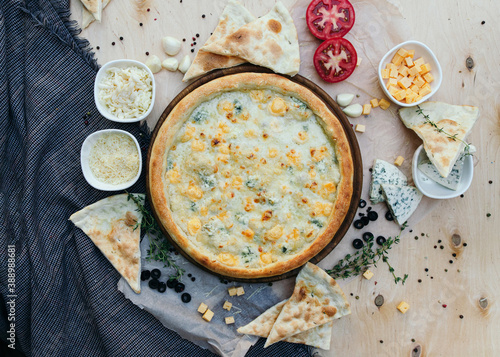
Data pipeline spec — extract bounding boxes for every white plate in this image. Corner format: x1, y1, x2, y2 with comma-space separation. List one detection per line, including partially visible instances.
94, 59, 155, 123
378, 40, 442, 107
412, 145, 473, 199
81, 129, 142, 191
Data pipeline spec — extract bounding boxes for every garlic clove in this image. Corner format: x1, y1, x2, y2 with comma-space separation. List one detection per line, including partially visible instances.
178, 55, 192, 74
337, 93, 355, 107
145, 55, 162, 74
162, 58, 179, 72
342, 103, 363, 118
162, 36, 182, 56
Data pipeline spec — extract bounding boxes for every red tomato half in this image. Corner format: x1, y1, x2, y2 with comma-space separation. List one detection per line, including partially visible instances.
306, 0, 355, 40
313, 38, 357, 83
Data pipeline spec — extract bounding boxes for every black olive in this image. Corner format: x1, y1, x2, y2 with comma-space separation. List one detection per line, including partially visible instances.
352, 239, 364, 249
368, 211, 378, 221
181, 293, 192, 303
376, 236, 387, 245
141, 270, 151, 281
360, 216, 370, 226
151, 269, 161, 279
359, 199, 367, 208
353, 220, 364, 229
148, 278, 159, 290
385, 211, 394, 221
362, 232, 374, 242
174, 282, 185, 293
167, 279, 177, 289
157, 282, 167, 293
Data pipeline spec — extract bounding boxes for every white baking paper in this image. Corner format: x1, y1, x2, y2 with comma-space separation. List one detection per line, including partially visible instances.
119, 0, 442, 355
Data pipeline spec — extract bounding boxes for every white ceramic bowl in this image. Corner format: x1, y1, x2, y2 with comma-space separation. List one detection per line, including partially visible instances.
378, 40, 442, 107
81, 129, 142, 191
94, 59, 155, 123
412, 145, 473, 199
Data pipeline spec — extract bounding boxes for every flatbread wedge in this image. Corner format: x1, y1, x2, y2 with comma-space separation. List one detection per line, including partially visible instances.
370, 159, 408, 204
80, 0, 102, 22
70, 193, 144, 293
237, 300, 333, 350
82, 0, 110, 28
264, 262, 350, 347
399, 102, 479, 178
183, 0, 255, 81
381, 184, 422, 226
201, 1, 300, 76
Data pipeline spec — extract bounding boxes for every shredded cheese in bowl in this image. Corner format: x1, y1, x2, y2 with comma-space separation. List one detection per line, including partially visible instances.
97, 66, 152, 119
88, 132, 140, 185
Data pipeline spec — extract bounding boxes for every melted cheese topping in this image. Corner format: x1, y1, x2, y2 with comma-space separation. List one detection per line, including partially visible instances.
165, 90, 341, 268
89, 132, 140, 184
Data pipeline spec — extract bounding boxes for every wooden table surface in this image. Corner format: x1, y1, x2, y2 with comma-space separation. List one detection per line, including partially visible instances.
72, 0, 500, 355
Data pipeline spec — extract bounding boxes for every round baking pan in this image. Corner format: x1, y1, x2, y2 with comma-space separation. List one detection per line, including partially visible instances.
146, 64, 362, 283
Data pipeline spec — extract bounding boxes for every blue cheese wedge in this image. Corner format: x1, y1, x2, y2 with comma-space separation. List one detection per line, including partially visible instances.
370, 159, 408, 204
418, 155, 464, 190
381, 184, 422, 225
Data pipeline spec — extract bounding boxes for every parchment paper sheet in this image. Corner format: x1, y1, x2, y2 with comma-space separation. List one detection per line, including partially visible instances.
119, 0, 440, 355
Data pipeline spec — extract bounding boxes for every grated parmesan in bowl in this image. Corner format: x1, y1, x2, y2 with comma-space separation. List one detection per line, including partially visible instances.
81, 129, 142, 191
94, 59, 155, 122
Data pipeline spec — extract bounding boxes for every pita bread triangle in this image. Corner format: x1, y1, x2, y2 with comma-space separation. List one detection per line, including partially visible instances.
237, 300, 333, 350
183, 0, 256, 81
82, 0, 110, 28
399, 102, 479, 178
201, 1, 300, 76
80, 0, 102, 22
70, 193, 144, 293
264, 262, 350, 347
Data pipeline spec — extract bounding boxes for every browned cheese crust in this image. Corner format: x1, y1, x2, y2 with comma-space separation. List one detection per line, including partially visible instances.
149, 73, 353, 278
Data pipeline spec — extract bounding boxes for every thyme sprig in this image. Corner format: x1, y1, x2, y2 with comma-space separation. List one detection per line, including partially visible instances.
127, 192, 185, 281
415, 105, 472, 155
326, 223, 408, 284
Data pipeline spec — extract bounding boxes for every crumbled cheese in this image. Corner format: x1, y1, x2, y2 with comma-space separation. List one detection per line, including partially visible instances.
202, 309, 214, 322
397, 301, 410, 314
225, 316, 235, 324
362, 269, 374, 280
394, 156, 405, 166
97, 66, 152, 119
355, 124, 365, 133
236, 286, 245, 296
223, 301, 232, 311
88, 132, 139, 185
228, 287, 238, 296
198, 302, 208, 314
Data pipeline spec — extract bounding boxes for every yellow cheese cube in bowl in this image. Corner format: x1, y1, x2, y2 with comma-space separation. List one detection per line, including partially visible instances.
378, 41, 442, 107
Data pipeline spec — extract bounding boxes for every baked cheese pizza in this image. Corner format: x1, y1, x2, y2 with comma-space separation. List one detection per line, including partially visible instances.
149, 73, 353, 279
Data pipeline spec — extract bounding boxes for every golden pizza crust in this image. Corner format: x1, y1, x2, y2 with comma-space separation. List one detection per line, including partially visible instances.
149, 73, 353, 279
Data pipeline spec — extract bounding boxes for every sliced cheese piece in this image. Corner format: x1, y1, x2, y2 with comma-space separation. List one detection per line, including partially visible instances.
418, 150, 469, 190
381, 184, 422, 226
370, 159, 408, 204
399, 102, 479, 177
